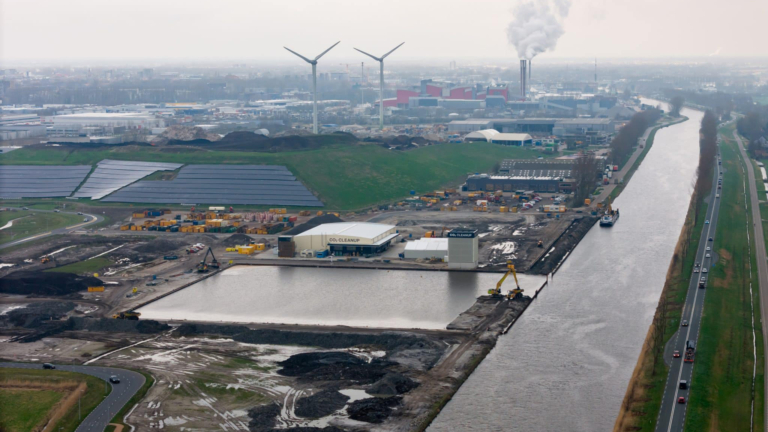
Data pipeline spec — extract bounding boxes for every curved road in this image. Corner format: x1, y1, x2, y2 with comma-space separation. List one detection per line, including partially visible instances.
0, 207, 103, 250
1, 362, 145, 432
655, 148, 723, 431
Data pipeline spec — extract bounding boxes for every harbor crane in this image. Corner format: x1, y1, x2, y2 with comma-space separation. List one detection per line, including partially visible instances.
488, 260, 525, 300
197, 247, 220, 273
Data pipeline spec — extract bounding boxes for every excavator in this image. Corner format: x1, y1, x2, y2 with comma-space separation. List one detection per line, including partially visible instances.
488, 260, 525, 300
197, 247, 220, 273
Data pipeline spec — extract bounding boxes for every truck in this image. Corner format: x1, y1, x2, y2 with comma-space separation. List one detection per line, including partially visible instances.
684, 340, 696, 363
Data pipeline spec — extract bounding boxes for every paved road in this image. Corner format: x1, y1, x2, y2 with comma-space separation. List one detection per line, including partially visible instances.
733, 130, 768, 432
1, 362, 145, 432
0, 207, 103, 250
655, 151, 723, 432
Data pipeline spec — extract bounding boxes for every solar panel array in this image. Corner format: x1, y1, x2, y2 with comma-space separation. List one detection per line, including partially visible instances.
72, 159, 183, 200
0, 165, 91, 198
102, 164, 323, 206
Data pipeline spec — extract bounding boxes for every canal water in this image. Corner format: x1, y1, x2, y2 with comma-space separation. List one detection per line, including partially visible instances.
428, 103, 703, 431
137, 266, 546, 330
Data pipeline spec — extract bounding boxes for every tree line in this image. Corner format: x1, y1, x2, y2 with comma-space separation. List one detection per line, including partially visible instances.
694, 110, 719, 223
738, 107, 768, 157
609, 108, 662, 166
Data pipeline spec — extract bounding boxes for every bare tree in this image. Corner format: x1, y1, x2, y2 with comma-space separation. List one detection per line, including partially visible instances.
670, 95, 685, 117
572, 152, 601, 204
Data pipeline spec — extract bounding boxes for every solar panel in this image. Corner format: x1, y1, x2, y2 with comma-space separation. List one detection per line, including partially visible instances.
0, 165, 91, 198
102, 164, 323, 206
72, 159, 183, 200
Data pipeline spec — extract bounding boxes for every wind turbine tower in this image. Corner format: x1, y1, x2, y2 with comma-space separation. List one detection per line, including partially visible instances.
284, 41, 340, 134
353, 42, 404, 130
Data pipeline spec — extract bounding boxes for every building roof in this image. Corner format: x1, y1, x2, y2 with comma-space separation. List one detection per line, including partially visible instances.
554, 118, 613, 125
464, 129, 499, 142
405, 238, 448, 252
491, 133, 533, 142
295, 222, 395, 239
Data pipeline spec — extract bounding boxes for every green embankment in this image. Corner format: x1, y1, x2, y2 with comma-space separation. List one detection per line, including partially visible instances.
0, 142, 539, 210
684, 126, 764, 431
0, 368, 111, 432
0, 388, 64, 432
0, 211, 83, 246
46, 256, 112, 274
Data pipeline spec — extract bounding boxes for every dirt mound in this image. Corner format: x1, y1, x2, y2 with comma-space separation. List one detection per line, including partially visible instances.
247, 402, 281, 431
347, 396, 402, 424
133, 238, 185, 255
5, 301, 76, 328
278, 352, 389, 384
0, 272, 103, 296
266, 428, 346, 432
169, 132, 357, 153
366, 372, 419, 396
68, 317, 170, 334
220, 234, 255, 248
284, 214, 343, 236
295, 389, 350, 418
153, 125, 221, 145
175, 323, 250, 337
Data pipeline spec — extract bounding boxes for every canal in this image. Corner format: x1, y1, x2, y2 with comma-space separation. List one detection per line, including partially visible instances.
428, 102, 703, 431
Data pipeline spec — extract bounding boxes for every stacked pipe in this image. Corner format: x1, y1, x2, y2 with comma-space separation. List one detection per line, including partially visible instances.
520, 59, 527, 99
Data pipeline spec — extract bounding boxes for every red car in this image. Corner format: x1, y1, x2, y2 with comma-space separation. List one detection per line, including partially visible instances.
678, 397, 686, 404
673, 350, 681, 358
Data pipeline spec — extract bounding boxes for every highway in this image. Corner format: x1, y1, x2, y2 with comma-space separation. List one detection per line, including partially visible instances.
1, 362, 145, 432
733, 130, 768, 432
655, 150, 723, 432
0, 207, 103, 250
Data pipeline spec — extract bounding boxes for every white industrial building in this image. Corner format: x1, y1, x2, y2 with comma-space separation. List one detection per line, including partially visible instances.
292, 222, 398, 257
490, 133, 533, 146
463, 129, 500, 142
447, 228, 479, 269
403, 238, 448, 260
49, 113, 164, 131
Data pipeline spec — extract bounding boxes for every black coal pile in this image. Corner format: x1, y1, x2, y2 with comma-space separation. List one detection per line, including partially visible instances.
171, 131, 358, 153
220, 234, 255, 248
347, 396, 402, 424
295, 389, 350, 418
247, 402, 281, 431
366, 372, 419, 396
264, 428, 346, 432
278, 352, 388, 384
175, 323, 250, 337
283, 215, 343, 236
5, 301, 76, 328
0, 271, 103, 296
133, 238, 185, 255
68, 317, 170, 334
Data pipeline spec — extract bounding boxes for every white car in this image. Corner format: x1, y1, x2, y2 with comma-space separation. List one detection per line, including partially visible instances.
702, 268, 708, 273
706, 246, 711, 251
694, 268, 700, 273
706, 253, 711, 258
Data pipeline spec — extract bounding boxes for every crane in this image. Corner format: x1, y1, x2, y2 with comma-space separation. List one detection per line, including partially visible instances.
197, 247, 220, 273
487, 260, 525, 300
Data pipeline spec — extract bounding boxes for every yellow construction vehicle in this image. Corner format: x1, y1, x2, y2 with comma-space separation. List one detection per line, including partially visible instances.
488, 260, 525, 300
41, 256, 51, 264
112, 311, 141, 320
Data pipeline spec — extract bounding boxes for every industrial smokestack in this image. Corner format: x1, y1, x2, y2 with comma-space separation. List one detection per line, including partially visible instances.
528, 59, 532, 82
520, 59, 527, 99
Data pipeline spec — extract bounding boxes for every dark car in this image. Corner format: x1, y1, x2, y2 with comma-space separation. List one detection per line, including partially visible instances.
678, 397, 686, 404
681, 320, 689, 327
109, 375, 120, 384
43, 363, 55, 369
709, 237, 713, 241
673, 350, 681, 358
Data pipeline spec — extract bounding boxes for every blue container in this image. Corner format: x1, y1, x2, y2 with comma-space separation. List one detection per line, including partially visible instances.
152, 275, 157, 280
410, 190, 416, 195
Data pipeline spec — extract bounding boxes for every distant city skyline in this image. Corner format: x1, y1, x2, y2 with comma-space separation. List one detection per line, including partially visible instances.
1, 0, 766, 65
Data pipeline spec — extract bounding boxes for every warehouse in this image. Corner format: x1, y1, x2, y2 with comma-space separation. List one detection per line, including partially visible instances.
463, 129, 499, 142
292, 222, 398, 257
490, 133, 533, 146
403, 238, 448, 260
464, 160, 576, 193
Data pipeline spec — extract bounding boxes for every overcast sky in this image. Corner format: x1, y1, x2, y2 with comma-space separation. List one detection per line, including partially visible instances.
1, 0, 766, 65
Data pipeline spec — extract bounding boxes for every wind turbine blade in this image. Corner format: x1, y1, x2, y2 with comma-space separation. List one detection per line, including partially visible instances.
314, 41, 341, 61
353, 48, 381, 62
284, 47, 313, 63
381, 42, 405, 59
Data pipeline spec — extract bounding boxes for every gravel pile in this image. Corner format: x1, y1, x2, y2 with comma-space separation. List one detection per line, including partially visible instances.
294, 389, 349, 418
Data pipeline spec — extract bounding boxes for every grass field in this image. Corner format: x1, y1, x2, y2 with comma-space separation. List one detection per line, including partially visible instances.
0, 388, 64, 432
684, 126, 765, 431
46, 256, 112, 274
0, 367, 111, 432
0, 211, 83, 245
0, 141, 540, 210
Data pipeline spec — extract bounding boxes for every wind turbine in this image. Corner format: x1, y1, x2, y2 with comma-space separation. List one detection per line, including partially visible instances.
284, 41, 340, 134
353, 42, 404, 130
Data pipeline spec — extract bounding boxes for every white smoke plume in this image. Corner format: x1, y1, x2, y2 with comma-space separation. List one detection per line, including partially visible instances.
507, 0, 571, 60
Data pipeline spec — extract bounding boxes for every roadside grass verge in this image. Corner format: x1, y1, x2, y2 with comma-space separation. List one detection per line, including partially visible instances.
0, 387, 64, 432
0, 142, 541, 210
46, 256, 112, 274
684, 127, 764, 431
0, 367, 111, 432
0, 211, 82, 246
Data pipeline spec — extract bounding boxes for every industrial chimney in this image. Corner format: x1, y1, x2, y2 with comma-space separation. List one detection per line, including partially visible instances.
520, 59, 527, 99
